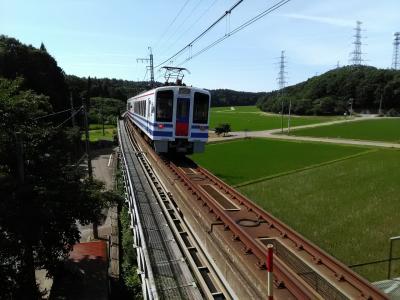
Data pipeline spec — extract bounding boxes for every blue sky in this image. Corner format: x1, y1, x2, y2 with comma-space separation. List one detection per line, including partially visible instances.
1, 0, 399, 92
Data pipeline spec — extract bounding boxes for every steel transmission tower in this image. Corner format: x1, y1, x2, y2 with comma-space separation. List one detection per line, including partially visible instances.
349, 21, 364, 65
137, 47, 155, 87
392, 32, 400, 70
277, 50, 287, 90
277, 51, 288, 133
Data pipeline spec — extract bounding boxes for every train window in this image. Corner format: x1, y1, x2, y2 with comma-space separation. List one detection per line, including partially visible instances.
193, 92, 209, 123
156, 90, 173, 122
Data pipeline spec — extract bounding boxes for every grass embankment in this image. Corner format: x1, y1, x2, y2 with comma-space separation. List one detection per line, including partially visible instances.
190, 138, 400, 281
210, 106, 338, 131
291, 118, 400, 143
83, 124, 116, 142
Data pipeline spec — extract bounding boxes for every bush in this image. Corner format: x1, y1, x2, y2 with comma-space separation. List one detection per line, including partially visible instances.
215, 123, 231, 136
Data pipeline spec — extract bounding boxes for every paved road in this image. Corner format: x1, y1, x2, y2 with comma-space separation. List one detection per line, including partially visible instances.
79, 148, 116, 242
208, 116, 400, 149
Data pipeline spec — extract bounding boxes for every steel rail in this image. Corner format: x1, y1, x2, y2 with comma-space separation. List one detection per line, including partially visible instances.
197, 167, 388, 300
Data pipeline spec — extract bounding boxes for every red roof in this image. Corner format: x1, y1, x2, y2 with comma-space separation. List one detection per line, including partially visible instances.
69, 241, 107, 262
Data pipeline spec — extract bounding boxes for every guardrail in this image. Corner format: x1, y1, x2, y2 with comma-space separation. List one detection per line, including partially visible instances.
117, 121, 159, 300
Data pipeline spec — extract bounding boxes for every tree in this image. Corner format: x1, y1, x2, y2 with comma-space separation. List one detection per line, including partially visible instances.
214, 123, 231, 136
0, 78, 113, 298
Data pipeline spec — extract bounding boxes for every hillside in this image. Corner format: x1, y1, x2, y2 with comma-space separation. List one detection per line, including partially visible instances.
258, 66, 400, 115
0, 35, 267, 109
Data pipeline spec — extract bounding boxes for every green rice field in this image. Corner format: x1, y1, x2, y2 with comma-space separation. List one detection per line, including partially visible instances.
292, 118, 400, 143
210, 106, 339, 131
190, 138, 400, 281
191, 138, 367, 186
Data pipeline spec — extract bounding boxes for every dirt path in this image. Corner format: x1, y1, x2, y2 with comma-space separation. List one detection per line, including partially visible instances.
208, 116, 400, 149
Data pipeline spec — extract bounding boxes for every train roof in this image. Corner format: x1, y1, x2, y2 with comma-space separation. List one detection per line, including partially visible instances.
128, 85, 209, 101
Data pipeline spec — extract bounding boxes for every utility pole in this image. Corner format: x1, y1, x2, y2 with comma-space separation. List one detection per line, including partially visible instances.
277, 50, 287, 133
84, 78, 92, 180
137, 47, 154, 87
349, 21, 365, 66
392, 32, 400, 70
101, 101, 105, 136
70, 92, 76, 127
15, 132, 37, 298
287, 99, 292, 134
83, 77, 97, 239
379, 92, 383, 115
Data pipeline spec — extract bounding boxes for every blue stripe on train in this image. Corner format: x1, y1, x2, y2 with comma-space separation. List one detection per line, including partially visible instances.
190, 132, 208, 138
128, 114, 173, 137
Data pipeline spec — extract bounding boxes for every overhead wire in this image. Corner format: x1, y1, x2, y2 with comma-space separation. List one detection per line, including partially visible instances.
154, 0, 244, 69
32, 108, 72, 120
162, 0, 204, 55
55, 106, 83, 129
152, 0, 191, 51
176, 0, 291, 66
163, 0, 218, 58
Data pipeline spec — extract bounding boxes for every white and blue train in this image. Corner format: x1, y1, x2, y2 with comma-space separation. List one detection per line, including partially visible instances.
126, 85, 210, 154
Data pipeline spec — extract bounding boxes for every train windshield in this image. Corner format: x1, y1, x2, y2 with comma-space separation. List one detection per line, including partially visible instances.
156, 90, 173, 122
193, 92, 209, 124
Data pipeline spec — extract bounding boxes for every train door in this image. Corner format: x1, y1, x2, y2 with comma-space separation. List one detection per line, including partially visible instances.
175, 97, 190, 136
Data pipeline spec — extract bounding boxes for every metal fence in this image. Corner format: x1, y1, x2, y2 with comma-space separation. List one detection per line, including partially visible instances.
260, 238, 349, 300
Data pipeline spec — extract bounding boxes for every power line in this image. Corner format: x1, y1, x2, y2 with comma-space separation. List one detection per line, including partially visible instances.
176, 0, 291, 66
154, 0, 244, 69
153, 0, 191, 51
167, 0, 218, 56
55, 106, 83, 129
162, 0, 205, 55
32, 108, 72, 120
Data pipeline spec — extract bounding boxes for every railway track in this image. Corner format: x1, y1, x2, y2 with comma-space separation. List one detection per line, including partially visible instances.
122, 120, 232, 299
123, 118, 388, 300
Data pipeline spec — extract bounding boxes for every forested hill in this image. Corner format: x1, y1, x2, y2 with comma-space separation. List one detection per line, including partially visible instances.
210, 89, 266, 107
0, 35, 265, 108
258, 66, 400, 115
67, 77, 265, 107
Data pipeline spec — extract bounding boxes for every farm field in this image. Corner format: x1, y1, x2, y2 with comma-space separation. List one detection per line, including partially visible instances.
190, 138, 367, 186
239, 149, 400, 281
210, 106, 339, 131
291, 118, 400, 143
190, 138, 400, 281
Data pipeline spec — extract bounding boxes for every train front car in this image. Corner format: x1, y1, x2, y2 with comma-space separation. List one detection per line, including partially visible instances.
127, 86, 210, 154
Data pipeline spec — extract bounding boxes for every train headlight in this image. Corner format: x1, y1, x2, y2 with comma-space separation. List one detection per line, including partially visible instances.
200, 126, 206, 131
158, 124, 164, 129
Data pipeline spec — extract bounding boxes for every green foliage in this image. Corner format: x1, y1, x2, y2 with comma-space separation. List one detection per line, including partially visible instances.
214, 123, 231, 136
292, 118, 400, 143
0, 78, 112, 297
258, 66, 400, 115
210, 89, 266, 107
88, 97, 125, 125
120, 206, 142, 298
0, 35, 69, 113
